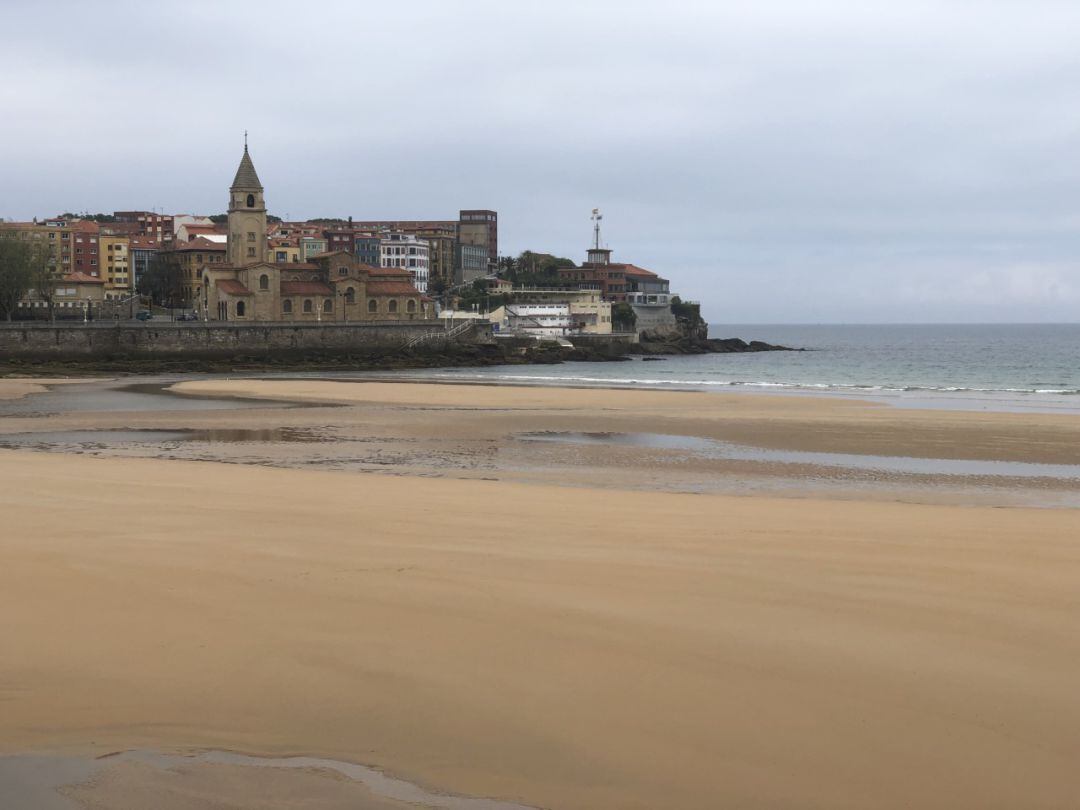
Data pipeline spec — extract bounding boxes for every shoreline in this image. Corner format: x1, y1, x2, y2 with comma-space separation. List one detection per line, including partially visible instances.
8, 364, 1080, 416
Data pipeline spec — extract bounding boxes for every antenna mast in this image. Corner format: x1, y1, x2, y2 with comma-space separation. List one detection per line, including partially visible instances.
591, 208, 603, 249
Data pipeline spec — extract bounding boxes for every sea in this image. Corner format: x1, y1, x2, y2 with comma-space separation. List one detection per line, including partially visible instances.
383, 324, 1080, 414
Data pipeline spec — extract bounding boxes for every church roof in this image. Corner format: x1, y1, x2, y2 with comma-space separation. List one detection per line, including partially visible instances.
367, 280, 420, 296
281, 280, 333, 296
216, 279, 253, 296
231, 146, 263, 190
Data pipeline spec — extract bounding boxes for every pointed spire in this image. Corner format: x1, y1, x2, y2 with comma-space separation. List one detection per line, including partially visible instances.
231, 137, 262, 190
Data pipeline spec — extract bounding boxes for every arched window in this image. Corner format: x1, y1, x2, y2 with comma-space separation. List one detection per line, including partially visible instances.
368, 299, 377, 313
303, 299, 313, 313
406, 299, 416, 313
388, 299, 398, 314
283, 299, 293, 314
259, 274, 269, 291
323, 299, 332, 312
345, 287, 355, 304
246, 193, 255, 208
236, 301, 246, 317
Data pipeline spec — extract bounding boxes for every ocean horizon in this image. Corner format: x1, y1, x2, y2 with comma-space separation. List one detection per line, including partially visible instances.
370, 323, 1080, 413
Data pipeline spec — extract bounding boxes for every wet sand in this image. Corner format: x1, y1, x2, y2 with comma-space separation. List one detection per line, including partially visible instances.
3, 377, 1080, 808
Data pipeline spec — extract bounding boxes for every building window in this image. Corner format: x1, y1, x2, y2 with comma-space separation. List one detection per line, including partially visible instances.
344, 287, 355, 304
283, 299, 292, 314
236, 301, 246, 317
388, 299, 398, 314
259, 274, 269, 290
406, 299, 416, 313
247, 194, 255, 208
323, 299, 332, 312
247, 232, 256, 242
303, 299, 313, 313
247, 247, 256, 258
368, 299, 377, 313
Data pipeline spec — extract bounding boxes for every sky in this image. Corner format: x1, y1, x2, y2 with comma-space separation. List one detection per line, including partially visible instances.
3, 0, 1080, 323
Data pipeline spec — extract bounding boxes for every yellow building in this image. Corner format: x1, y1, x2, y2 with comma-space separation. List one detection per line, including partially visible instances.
99, 234, 132, 298
268, 240, 301, 264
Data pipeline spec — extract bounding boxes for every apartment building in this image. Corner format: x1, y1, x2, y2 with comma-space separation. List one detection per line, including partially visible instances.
379, 233, 430, 293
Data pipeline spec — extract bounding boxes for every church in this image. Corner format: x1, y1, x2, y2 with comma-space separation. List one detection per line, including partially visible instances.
197, 144, 434, 323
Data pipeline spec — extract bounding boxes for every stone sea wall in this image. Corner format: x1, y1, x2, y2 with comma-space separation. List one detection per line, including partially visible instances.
0, 321, 491, 360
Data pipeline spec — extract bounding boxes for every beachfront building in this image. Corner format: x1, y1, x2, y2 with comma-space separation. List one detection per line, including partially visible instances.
490, 302, 572, 337
509, 288, 612, 334
556, 218, 679, 332
623, 265, 676, 330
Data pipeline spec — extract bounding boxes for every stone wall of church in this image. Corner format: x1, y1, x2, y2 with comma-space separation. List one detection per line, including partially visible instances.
0, 321, 489, 359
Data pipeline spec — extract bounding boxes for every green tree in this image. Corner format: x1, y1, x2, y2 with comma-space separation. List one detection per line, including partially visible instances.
0, 232, 39, 321
611, 302, 637, 332
137, 254, 181, 307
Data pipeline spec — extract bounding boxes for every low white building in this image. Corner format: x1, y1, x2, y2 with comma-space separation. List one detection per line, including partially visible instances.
490, 303, 572, 337
380, 233, 430, 293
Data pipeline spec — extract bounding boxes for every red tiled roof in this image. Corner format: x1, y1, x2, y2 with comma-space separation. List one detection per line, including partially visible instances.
66, 220, 101, 234
172, 237, 226, 252
216, 279, 253, 296
281, 280, 333, 296
367, 281, 419, 296
369, 266, 412, 279
619, 263, 661, 279
63, 272, 105, 284
184, 225, 226, 235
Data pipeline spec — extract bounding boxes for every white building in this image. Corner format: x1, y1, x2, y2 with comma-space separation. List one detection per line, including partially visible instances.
491, 303, 572, 337
380, 233, 430, 293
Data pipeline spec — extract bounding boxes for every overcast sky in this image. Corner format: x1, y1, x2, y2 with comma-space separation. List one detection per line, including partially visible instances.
3, 0, 1080, 322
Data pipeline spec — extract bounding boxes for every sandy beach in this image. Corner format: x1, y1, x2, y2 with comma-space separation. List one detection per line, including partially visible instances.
3, 377, 1080, 808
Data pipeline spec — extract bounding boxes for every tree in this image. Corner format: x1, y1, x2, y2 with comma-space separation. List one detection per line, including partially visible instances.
0, 232, 38, 321
428, 276, 447, 296
137, 254, 181, 307
611, 302, 637, 332
29, 246, 57, 323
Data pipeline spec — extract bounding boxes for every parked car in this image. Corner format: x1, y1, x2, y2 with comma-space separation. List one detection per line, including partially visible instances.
177, 312, 199, 321
135, 311, 153, 321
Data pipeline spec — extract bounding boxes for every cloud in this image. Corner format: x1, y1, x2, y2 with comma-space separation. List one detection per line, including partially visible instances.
3, 0, 1079, 321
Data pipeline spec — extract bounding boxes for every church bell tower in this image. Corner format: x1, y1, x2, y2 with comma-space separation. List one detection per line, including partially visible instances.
227, 138, 267, 266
